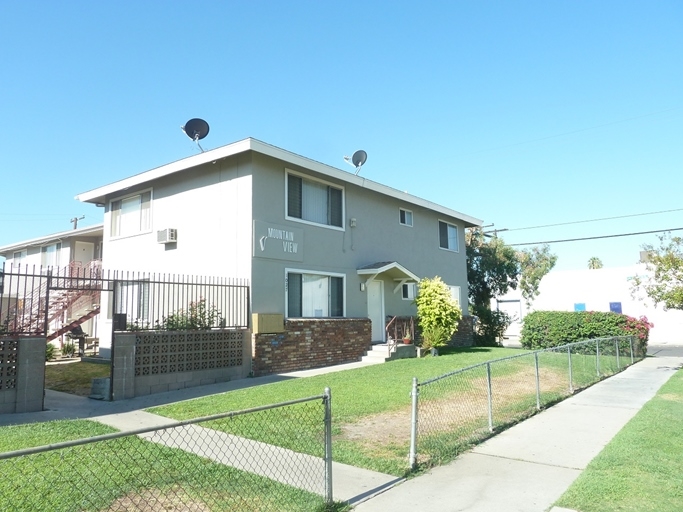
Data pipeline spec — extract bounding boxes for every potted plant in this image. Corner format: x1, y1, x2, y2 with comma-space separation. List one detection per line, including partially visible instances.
402, 328, 412, 344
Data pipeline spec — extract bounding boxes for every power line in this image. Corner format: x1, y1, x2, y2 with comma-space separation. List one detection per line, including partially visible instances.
509, 227, 683, 247
505, 208, 683, 232
461, 106, 681, 157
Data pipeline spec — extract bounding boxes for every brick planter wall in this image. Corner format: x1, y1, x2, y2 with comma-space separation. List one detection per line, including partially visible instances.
386, 315, 475, 348
450, 315, 474, 347
252, 318, 372, 377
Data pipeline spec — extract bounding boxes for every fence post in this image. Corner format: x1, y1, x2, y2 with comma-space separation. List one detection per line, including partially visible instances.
630, 336, 634, 364
43, 268, 52, 336
534, 352, 541, 410
486, 362, 493, 432
596, 339, 601, 377
323, 387, 333, 505
409, 377, 419, 470
567, 346, 574, 394
615, 338, 620, 370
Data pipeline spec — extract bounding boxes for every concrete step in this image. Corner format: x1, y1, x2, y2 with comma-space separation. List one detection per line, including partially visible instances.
361, 344, 392, 364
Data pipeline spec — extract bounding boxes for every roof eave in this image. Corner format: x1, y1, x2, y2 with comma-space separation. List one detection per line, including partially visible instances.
0, 224, 104, 255
75, 138, 483, 227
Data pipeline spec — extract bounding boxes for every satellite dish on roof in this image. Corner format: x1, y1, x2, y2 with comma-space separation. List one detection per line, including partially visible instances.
181, 118, 210, 152
343, 149, 368, 175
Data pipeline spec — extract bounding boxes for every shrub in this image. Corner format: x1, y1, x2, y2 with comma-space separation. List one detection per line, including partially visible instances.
520, 310, 652, 354
62, 342, 76, 358
420, 325, 448, 351
161, 298, 223, 331
472, 307, 511, 347
415, 277, 462, 348
45, 343, 55, 361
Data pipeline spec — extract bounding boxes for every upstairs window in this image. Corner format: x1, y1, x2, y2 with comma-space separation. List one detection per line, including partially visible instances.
287, 271, 344, 317
12, 250, 27, 266
438, 221, 458, 251
287, 172, 343, 228
399, 208, 413, 227
111, 191, 152, 238
41, 243, 61, 268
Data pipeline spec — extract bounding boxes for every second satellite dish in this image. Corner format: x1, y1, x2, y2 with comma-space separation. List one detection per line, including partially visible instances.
181, 118, 210, 152
352, 150, 367, 170
344, 149, 368, 175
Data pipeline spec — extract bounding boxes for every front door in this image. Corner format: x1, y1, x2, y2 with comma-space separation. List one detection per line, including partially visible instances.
367, 280, 385, 343
74, 241, 95, 267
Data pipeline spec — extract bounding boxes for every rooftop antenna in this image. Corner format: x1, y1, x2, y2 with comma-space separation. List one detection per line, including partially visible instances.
181, 118, 210, 152
343, 149, 367, 175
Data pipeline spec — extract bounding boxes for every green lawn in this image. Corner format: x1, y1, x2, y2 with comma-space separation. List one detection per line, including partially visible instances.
149, 347, 524, 475
0, 419, 331, 511
555, 366, 683, 512
44, 361, 111, 396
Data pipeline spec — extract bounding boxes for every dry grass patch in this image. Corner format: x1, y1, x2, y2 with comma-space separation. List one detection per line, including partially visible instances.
103, 487, 211, 512
339, 366, 568, 445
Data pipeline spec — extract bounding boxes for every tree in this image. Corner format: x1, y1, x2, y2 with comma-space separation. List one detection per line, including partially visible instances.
466, 229, 558, 345
632, 233, 683, 310
466, 229, 520, 345
587, 257, 603, 269
466, 229, 520, 308
414, 276, 462, 350
518, 245, 558, 309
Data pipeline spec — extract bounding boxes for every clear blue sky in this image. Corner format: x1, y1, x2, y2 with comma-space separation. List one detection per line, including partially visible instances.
1, 1, 681, 271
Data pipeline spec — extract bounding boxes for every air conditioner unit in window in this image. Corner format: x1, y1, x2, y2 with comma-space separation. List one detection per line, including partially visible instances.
157, 228, 178, 244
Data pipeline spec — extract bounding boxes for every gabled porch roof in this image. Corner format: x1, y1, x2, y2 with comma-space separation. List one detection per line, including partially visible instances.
357, 261, 420, 294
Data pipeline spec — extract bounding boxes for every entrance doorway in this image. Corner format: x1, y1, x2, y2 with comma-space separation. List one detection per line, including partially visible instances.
367, 280, 385, 343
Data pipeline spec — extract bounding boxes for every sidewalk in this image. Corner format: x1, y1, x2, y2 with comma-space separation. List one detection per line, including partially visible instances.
353, 354, 682, 512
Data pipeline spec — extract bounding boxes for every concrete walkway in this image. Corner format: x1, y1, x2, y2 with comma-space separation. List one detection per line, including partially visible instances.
2, 349, 680, 509
353, 354, 682, 512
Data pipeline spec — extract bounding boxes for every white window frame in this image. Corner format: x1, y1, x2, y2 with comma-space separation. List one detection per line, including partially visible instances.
399, 208, 413, 227
285, 169, 345, 231
285, 268, 346, 318
402, 283, 417, 300
438, 220, 459, 252
448, 285, 461, 307
12, 250, 27, 266
110, 279, 150, 325
41, 243, 61, 268
110, 189, 153, 239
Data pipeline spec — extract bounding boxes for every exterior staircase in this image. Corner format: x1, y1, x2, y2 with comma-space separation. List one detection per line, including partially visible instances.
4, 260, 102, 340
47, 307, 100, 342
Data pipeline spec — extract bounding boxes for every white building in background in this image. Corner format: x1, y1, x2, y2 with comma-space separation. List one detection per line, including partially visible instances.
498, 263, 683, 345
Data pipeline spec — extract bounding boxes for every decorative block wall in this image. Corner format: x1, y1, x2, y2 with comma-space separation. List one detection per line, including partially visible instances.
111, 329, 251, 400
252, 318, 372, 376
0, 337, 45, 413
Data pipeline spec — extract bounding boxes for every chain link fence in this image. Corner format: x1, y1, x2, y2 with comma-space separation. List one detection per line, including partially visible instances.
409, 336, 643, 469
0, 390, 333, 511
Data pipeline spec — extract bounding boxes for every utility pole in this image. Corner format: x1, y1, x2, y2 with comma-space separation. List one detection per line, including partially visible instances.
70, 215, 85, 229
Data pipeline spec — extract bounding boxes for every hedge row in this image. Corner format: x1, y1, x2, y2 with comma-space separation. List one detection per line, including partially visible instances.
520, 311, 652, 354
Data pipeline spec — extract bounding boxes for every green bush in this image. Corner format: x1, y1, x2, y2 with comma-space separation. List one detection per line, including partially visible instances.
45, 343, 55, 361
520, 311, 651, 354
62, 342, 76, 358
415, 277, 462, 348
161, 298, 223, 331
472, 307, 511, 347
